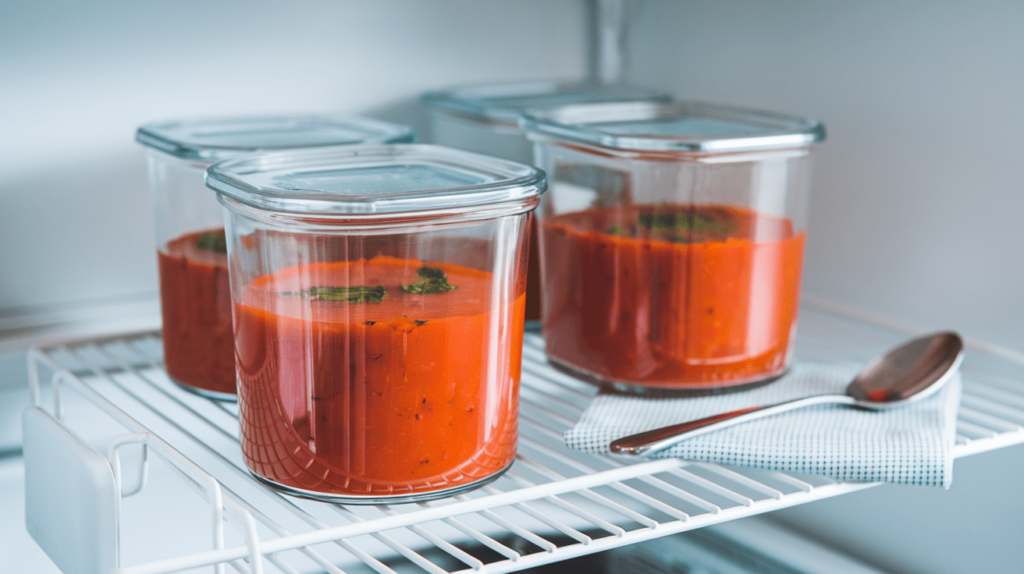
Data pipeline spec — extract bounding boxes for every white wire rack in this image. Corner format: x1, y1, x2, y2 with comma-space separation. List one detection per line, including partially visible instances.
23, 303, 1024, 574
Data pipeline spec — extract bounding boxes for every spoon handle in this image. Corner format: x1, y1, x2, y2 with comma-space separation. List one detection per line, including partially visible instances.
609, 393, 856, 455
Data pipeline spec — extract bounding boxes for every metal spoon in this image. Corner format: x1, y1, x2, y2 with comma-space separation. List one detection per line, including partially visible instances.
609, 331, 965, 456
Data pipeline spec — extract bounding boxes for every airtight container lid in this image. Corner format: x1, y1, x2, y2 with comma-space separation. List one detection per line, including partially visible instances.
520, 101, 826, 154
136, 115, 415, 162
205, 144, 546, 216
421, 81, 671, 128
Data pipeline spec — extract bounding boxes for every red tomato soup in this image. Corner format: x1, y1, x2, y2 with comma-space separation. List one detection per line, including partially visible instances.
158, 229, 236, 396
541, 205, 805, 391
234, 255, 525, 498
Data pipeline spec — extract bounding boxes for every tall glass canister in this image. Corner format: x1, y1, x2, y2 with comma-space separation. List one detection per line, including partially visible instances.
136, 116, 414, 399
422, 82, 670, 326
206, 144, 545, 502
521, 101, 826, 394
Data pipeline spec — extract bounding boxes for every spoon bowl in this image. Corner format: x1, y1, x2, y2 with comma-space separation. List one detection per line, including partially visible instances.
609, 331, 964, 456
845, 331, 963, 406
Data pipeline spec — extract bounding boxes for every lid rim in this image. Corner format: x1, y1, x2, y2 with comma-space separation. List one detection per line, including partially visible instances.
205, 144, 547, 216
519, 100, 826, 153
421, 80, 672, 124
135, 114, 415, 161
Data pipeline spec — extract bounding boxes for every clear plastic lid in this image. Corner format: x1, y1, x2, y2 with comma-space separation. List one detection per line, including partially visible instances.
421, 81, 671, 128
205, 144, 546, 216
136, 115, 415, 162
520, 101, 826, 154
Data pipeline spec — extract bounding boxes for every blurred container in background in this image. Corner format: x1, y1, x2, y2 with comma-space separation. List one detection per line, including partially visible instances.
136, 116, 414, 399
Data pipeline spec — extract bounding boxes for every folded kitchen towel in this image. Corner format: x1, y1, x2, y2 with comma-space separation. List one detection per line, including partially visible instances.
564, 363, 961, 487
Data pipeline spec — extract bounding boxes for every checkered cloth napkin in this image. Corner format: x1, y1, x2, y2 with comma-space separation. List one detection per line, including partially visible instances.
564, 363, 961, 487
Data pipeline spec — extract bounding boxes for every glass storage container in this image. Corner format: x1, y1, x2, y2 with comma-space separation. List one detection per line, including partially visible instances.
521, 101, 826, 394
205, 144, 545, 502
421, 81, 670, 326
136, 116, 414, 400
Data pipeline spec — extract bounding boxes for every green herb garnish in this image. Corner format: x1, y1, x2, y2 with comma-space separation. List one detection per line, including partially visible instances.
401, 266, 458, 295
280, 286, 388, 304
638, 211, 736, 236
596, 209, 739, 243
194, 230, 227, 253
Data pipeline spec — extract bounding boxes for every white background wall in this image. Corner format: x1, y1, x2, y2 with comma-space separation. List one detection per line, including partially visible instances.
0, 0, 586, 340
625, 0, 1024, 351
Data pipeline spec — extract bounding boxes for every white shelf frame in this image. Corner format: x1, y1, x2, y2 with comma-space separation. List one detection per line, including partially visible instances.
24, 303, 1024, 574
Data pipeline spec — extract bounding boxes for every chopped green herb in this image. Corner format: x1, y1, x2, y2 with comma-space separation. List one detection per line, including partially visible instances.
606, 225, 625, 235
194, 230, 227, 253
280, 285, 387, 304
417, 267, 445, 280
415, 319, 428, 326
402, 266, 458, 294
638, 211, 736, 237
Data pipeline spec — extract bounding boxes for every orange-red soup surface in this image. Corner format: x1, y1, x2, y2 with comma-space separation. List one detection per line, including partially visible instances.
158, 229, 235, 395
541, 205, 805, 391
234, 256, 525, 497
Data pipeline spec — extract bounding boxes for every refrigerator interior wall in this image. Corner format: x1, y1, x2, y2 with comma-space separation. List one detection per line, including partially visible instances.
619, 2, 1024, 572
625, 0, 1024, 352
2, 1, 1022, 573
0, 0, 586, 349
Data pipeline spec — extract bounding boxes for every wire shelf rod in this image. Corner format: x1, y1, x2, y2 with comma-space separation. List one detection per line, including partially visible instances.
693, 463, 786, 501
957, 406, 1022, 433
759, 471, 816, 493
515, 413, 721, 514
956, 420, 998, 440
327, 505, 451, 574
450, 495, 558, 553
517, 380, 587, 418
509, 456, 660, 528
480, 486, 592, 546
416, 501, 522, 562
959, 393, 1024, 425
662, 468, 754, 507
49, 349, 349, 574
514, 431, 691, 521
47, 371, 269, 574
376, 504, 486, 571
101, 341, 432, 574
503, 470, 626, 536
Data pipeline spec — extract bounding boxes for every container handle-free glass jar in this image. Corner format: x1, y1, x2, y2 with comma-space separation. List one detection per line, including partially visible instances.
521, 101, 825, 395
206, 144, 545, 502
136, 115, 414, 400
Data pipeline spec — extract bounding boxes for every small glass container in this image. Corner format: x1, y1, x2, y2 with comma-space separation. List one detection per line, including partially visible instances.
422, 81, 670, 325
136, 116, 413, 400
521, 101, 826, 394
205, 144, 545, 502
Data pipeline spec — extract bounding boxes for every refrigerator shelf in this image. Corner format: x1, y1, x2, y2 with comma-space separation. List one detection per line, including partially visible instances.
23, 303, 1024, 574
